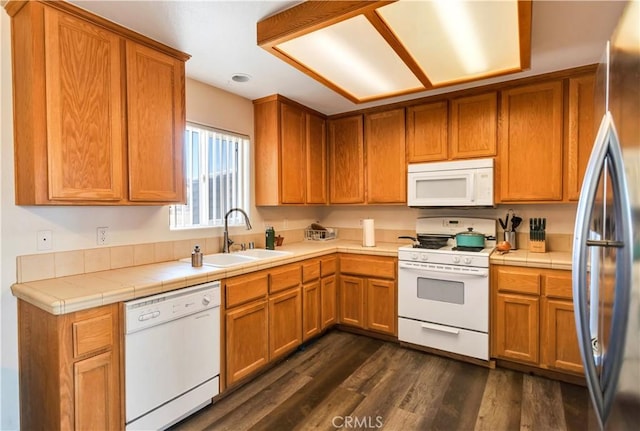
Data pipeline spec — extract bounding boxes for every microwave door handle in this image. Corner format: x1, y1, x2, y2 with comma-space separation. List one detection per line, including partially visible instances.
468, 173, 476, 202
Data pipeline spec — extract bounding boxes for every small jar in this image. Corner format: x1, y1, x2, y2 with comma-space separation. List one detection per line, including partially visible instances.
191, 245, 203, 267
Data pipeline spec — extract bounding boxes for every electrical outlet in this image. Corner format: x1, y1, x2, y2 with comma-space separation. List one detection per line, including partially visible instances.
96, 227, 109, 245
37, 230, 52, 251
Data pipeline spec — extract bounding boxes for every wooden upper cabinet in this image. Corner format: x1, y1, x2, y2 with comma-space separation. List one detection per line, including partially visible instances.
126, 41, 185, 202
253, 95, 327, 205
280, 103, 307, 203
306, 113, 328, 204
44, 8, 124, 202
450, 92, 497, 159
566, 73, 596, 201
328, 115, 365, 204
498, 80, 564, 202
7, 1, 189, 205
406, 101, 449, 162
365, 109, 406, 203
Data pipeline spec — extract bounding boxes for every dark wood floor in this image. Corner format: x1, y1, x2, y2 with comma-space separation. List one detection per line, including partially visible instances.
172, 330, 598, 431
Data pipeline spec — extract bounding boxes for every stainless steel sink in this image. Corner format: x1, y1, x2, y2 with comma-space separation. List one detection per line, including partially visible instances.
235, 249, 292, 259
180, 249, 292, 268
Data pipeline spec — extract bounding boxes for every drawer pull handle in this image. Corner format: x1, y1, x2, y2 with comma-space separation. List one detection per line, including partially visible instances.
421, 322, 460, 335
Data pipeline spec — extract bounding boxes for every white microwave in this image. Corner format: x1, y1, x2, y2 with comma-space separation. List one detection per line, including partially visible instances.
407, 158, 494, 207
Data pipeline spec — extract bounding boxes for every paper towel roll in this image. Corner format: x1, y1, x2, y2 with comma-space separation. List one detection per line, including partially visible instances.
362, 219, 375, 247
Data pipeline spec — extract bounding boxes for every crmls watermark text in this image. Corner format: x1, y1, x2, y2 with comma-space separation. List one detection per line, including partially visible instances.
331, 415, 384, 429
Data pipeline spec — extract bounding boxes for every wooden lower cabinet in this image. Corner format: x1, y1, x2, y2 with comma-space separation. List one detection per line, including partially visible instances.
494, 293, 540, 364
269, 287, 302, 359
366, 279, 396, 335
302, 280, 321, 341
17, 300, 122, 430
338, 254, 397, 336
540, 298, 584, 373
225, 300, 269, 386
491, 265, 583, 375
339, 275, 366, 328
74, 351, 118, 430
321, 274, 337, 329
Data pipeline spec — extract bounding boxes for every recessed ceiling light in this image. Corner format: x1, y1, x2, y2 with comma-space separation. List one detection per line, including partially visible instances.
231, 73, 251, 83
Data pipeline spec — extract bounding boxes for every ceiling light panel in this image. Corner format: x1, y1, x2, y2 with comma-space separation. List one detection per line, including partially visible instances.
377, 0, 522, 85
276, 15, 425, 101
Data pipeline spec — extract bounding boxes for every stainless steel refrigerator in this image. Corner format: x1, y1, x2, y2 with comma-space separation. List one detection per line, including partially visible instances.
573, 1, 640, 429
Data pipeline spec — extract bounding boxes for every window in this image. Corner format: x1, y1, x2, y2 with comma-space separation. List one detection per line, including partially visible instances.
170, 123, 250, 229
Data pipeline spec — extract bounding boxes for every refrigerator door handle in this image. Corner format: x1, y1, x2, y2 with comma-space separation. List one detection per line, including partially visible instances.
585, 239, 625, 248
573, 111, 634, 428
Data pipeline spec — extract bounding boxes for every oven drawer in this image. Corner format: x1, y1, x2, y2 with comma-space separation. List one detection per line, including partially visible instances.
398, 318, 488, 360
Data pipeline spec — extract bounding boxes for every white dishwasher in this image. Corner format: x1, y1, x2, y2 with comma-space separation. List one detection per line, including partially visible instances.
125, 281, 220, 430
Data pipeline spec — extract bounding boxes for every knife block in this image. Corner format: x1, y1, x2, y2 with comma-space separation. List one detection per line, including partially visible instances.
529, 240, 546, 253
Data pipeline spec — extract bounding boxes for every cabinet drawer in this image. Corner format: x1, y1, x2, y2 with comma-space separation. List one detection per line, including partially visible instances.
270, 264, 301, 293
496, 267, 540, 295
321, 256, 337, 276
302, 260, 320, 283
226, 272, 268, 308
544, 273, 573, 299
73, 314, 113, 358
340, 255, 395, 279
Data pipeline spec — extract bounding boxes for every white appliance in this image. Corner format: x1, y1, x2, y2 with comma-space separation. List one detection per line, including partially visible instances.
407, 158, 494, 207
572, 1, 640, 429
125, 281, 221, 430
398, 217, 496, 361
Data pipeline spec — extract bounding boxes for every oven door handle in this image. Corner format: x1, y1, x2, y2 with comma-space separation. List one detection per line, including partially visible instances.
398, 261, 488, 278
421, 322, 460, 335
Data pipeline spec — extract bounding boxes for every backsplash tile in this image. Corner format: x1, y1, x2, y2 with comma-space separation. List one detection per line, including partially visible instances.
133, 243, 155, 266
153, 242, 174, 263
110, 246, 134, 269
18, 253, 55, 283
54, 250, 85, 278
84, 248, 111, 273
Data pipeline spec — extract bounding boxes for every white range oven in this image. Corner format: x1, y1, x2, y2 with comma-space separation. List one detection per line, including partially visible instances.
398, 217, 495, 361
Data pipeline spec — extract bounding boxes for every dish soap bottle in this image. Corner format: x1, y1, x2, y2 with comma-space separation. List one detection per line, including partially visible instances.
265, 226, 275, 250
191, 245, 203, 267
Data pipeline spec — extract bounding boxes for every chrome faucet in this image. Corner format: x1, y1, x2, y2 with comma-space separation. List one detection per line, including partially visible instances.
223, 208, 252, 253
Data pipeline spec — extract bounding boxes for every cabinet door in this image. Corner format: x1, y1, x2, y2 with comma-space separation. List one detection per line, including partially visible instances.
566, 73, 596, 201
302, 281, 321, 341
74, 351, 119, 431
494, 293, 539, 364
269, 288, 302, 359
338, 275, 365, 328
366, 278, 396, 335
450, 92, 497, 159
328, 115, 365, 203
44, 8, 124, 201
541, 298, 584, 373
226, 300, 268, 386
499, 81, 563, 201
321, 274, 337, 329
126, 41, 185, 202
365, 109, 406, 203
406, 101, 448, 162
280, 103, 307, 203
306, 113, 327, 204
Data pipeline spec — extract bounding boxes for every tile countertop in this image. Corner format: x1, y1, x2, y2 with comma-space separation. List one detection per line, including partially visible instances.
490, 249, 573, 271
12, 239, 574, 316
11, 240, 401, 315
